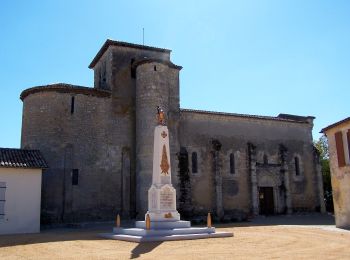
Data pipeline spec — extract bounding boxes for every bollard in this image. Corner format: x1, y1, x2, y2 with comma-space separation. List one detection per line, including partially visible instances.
146, 213, 151, 230
207, 212, 212, 228
116, 214, 120, 228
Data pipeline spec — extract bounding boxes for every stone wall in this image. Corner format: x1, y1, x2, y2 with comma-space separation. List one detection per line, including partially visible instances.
21, 44, 179, 223
21, 87, 134, 223
178, 110, 323, 220
93, 45, 174, 218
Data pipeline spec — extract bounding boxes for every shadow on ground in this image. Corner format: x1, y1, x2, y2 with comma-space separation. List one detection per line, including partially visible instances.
215, 213, 335, 228
130, 242, 162, 259
0, 228, 106, 248
0, 213, 335, 248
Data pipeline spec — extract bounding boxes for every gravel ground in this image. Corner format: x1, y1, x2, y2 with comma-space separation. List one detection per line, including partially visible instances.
0, 213, 349, 260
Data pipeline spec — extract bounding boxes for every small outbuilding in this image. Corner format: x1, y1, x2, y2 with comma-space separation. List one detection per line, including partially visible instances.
0, 148, 48, 235
321, 117, 350, 229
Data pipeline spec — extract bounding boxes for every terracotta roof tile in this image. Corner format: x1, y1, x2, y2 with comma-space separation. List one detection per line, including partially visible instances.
0, 148, 48, 169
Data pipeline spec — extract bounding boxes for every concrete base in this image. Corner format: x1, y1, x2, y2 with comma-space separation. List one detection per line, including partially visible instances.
135, 220, 191, 229
101, 221, 233, 242
101, 231, 233, 243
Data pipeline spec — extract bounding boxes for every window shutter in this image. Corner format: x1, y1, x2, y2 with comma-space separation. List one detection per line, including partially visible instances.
0, 182, 6, 219
335, 131, 346, 167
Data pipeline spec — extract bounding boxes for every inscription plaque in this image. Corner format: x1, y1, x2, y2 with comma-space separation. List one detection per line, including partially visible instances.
160, 187, 174, 209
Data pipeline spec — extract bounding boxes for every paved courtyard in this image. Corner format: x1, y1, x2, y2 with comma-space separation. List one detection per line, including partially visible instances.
0, 214, 349, 259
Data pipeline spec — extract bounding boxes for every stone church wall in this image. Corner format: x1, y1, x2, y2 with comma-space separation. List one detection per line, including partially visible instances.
178, 110, 322, 220
21, 87, 135, 223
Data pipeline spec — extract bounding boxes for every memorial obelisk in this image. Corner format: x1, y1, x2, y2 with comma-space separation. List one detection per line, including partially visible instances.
146, 106, 180, 222
101, 106, 233, 242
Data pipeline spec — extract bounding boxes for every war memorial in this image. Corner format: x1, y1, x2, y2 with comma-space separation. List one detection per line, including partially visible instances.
101, 107, 233, 242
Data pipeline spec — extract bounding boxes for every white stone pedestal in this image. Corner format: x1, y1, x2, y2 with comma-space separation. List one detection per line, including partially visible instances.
100, 124, 233, 242
147, 125, 180, 222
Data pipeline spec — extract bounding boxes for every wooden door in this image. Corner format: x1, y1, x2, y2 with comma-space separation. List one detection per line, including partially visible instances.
259, 187, 274, 215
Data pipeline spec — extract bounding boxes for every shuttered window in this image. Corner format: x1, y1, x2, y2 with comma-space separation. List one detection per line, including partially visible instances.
335, 131, 346, 167
0, 182, 6, 219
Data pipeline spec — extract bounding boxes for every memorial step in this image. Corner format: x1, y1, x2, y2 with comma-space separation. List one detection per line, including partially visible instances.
101, 231, 233, 243
135, 220, 191, 229
113, 227, 215, 236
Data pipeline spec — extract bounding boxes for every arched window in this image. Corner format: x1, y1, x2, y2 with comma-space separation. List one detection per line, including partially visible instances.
192, 152, 198, 173
230, 153, 235, 174
294, 157, 300, 176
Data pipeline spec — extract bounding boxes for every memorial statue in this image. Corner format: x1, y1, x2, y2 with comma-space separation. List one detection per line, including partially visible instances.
102, 105, 233, 241
157, 106, 166, 125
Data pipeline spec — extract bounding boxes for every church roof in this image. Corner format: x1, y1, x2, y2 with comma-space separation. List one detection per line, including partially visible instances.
89, 39, 172, 69
320, 117, 350, 133
20, 83, 111, 101
0, 148, 48, 169
180, 109, 312, 124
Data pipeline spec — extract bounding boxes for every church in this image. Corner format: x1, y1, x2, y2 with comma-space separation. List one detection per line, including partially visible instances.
20, 39, 325, 224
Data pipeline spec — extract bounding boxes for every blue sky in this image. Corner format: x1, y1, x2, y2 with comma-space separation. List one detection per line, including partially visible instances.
1, 0, 349, 148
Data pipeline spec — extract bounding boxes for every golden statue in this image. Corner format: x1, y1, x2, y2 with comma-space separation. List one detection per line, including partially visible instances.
157, 106, 166, 125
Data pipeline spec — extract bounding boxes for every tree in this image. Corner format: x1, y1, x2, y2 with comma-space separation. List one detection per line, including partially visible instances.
314, 135, 333, 212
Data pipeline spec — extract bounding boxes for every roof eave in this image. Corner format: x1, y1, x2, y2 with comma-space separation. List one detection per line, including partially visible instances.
88, 39, 172, 69
320, 117, 350, 134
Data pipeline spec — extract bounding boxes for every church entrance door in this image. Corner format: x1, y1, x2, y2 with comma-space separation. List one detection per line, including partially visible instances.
259, 187, 274, 215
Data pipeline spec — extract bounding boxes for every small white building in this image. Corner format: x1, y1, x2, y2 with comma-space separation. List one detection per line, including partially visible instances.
0, 148, 47, 235
322, 117, 350, 229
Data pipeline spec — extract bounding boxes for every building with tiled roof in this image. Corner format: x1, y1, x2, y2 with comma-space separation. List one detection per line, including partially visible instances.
0, 148, 47, 234
19, 39, 325, 224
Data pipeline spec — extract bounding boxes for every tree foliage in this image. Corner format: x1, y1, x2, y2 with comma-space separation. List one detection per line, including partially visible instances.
314, 135, 329, 160
314, 135, 333, 212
